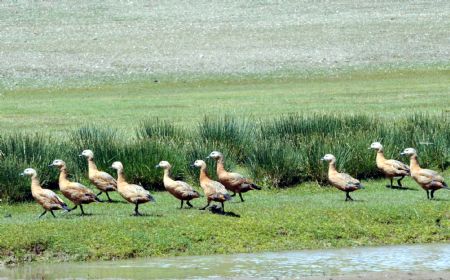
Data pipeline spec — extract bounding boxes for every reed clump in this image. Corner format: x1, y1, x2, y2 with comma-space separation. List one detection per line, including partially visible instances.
1, 114, 448, 202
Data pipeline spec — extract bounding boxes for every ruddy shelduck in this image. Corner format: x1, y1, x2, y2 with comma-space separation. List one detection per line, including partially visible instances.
369, 142, 410, 188
207, 151, 261, 202
401, 148, 448, 199
21, 168, 70, 218
192, 160, 231, 212
321, 154, 363, 201
156, 161, 200, 209
49, 159, 99, 215
111, 161, 155, 215
80, 149, 117, 202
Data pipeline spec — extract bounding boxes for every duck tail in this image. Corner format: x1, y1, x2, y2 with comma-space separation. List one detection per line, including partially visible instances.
94, 196, 103, 202
443, 181, 448, 189
191, 190, 201, 199
148, 194, 156, 202
250, 183, 262, 190
62, 203, 71, 212
358, 183, 364, 189
224, 193, 232, 201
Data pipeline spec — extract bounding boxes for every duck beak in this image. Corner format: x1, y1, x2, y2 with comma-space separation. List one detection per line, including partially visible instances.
48, 163, 54, 167
78, 154, 83, 157
190, 163, 196, 168
155, 165, 160, 168
19, 173, 25, 176
400, 152, 406, 156
320, 158, 325, 161
368, 147, 372, 149
206, 156, 210, 159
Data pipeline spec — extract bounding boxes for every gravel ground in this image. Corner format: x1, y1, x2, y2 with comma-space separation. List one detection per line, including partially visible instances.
0, 0, 449, 89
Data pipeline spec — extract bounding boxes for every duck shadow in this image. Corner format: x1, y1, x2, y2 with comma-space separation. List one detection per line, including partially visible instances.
130, 213, 164, 217
73, 213, 94, 217
346, 199, 365, 203
386, 185, 418, 191
100, 200, 127, 204
208, 205, 240, 218
429, 198, 450, 202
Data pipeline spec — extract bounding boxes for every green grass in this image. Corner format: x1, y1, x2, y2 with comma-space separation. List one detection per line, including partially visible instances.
1, 68, 449, 134
1, 175, 449, 265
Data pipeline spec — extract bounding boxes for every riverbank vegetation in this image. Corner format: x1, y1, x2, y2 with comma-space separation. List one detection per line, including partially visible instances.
0, 113, 449, 202
1, 176, 449, 265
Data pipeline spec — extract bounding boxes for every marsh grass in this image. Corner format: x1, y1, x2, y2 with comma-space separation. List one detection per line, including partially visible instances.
0, 114, 448, 202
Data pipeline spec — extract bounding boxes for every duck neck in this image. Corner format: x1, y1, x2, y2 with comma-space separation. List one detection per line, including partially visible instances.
328, 160, 338, 175
376, 149, 386, 165
163, 168, 174, 185
87, 158, 98, 175
59, 167, 70, 184
216, 157, 226, 175
30, 175, 42, 192
409, 154, 421, 172
199, 165, 210, 182
116, 169, 127, 184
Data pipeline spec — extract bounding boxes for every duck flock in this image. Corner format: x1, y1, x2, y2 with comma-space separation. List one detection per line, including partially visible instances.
20, 142, 448, 218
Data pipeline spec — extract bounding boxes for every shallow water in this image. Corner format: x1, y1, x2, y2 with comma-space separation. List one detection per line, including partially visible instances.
1, 244, 449, 279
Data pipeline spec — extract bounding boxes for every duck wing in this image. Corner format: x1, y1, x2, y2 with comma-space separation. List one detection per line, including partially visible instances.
336, 172, 362, 189
209, 180, 229, 195
385, 159, 410, 173
223, 172, 248, 185
175, 181, 200, 198
92, 171, 117, 190
175, 181, 196, 192
39, 189, 66, 205
124, 184, 155, 201
417, 169, 444, 183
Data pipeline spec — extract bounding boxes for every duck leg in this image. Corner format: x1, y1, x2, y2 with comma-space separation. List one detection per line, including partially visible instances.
97, 191, 103, 197
179, 200, 184, 209
345, 192, 353, 201
430, 190, 435, 199
231, 192, 236, 197
199, 200, 211, 210
134, 203, 142, 216
221, 202, 225, 213
387, 178, 393, 188
50, 210, 56, 218
105, 192, 113, 202
426, 190, 430, 199
71, 205, 78, 211
397, 176, 405, 187
38, 210, 47, 218
186, 201, 194, 208
79, 204, 86, 215
238, 193, 245, 202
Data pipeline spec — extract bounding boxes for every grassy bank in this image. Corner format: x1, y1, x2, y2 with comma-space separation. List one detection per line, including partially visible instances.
1, 175, 449, 265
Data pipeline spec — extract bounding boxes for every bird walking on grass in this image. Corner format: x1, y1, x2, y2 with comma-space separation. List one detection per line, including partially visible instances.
207, 151, 261, 202
21, 168, 70, 218
80, 149, 117, 202
369, 142, 410, 188
192, 160, 231, 213
401, 148, 448, 199
321, 154, 363, 201
49, 160, 99, 215
156, 161, 200, 209
111, 161, 155, 216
